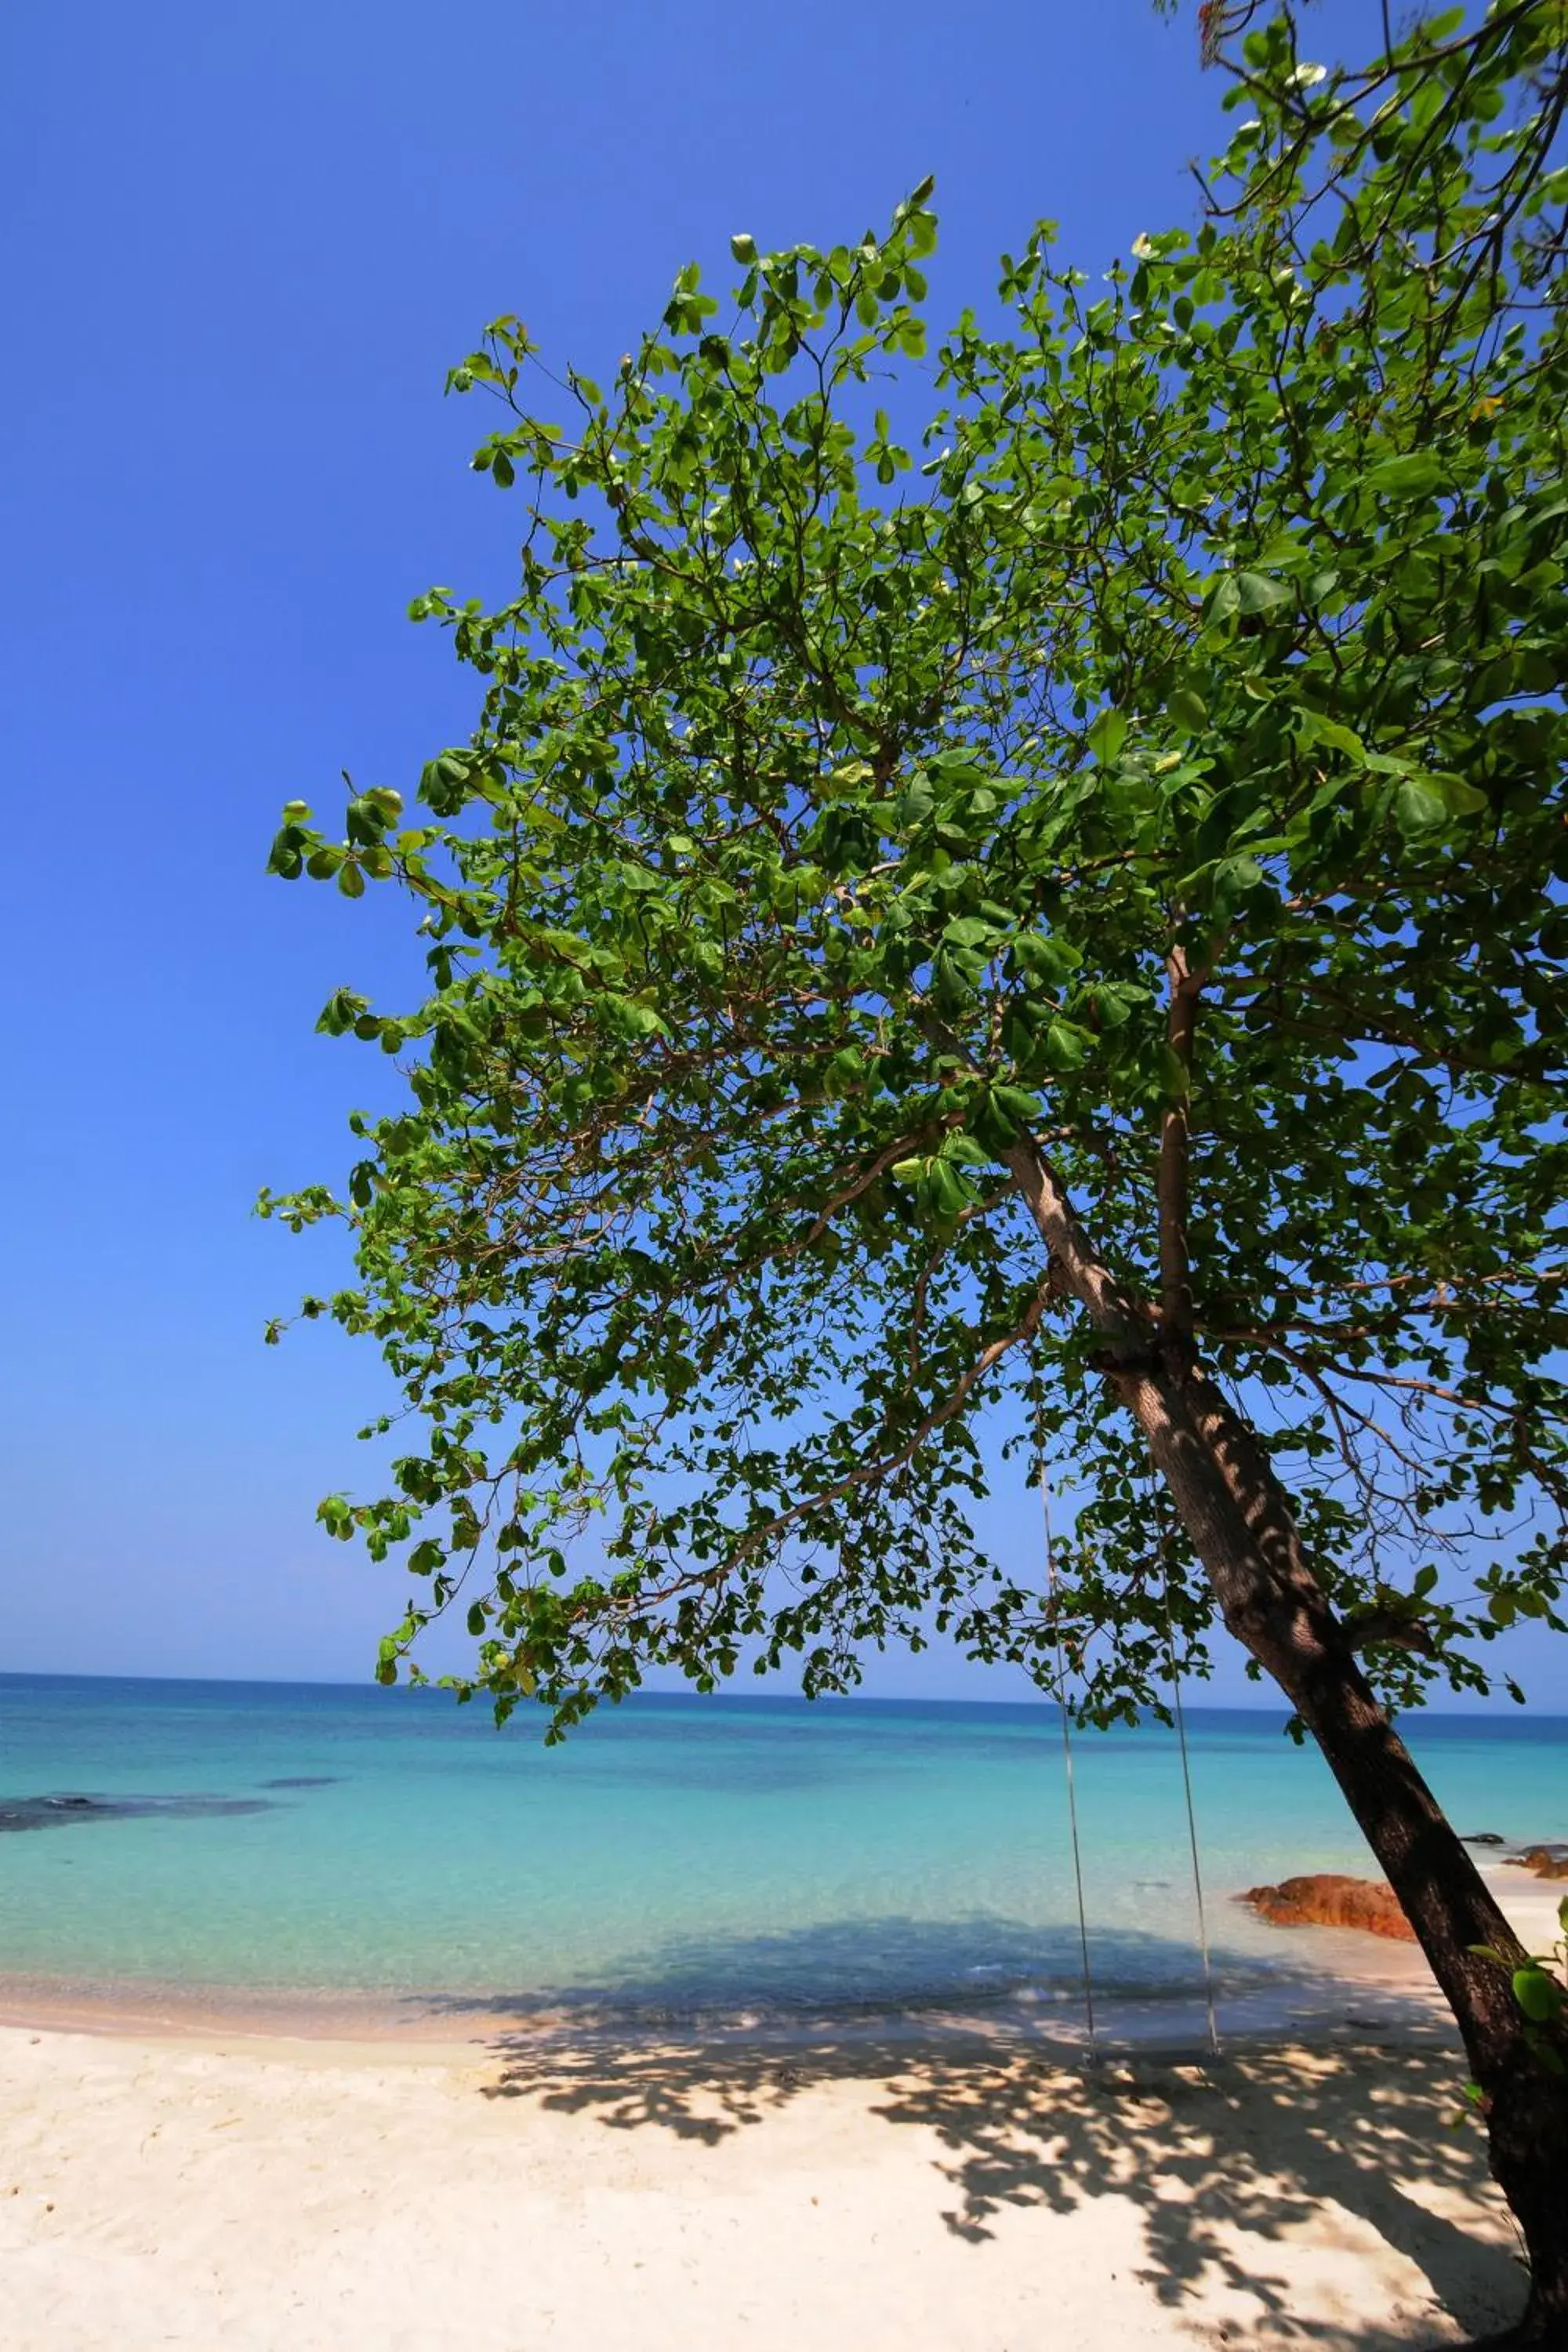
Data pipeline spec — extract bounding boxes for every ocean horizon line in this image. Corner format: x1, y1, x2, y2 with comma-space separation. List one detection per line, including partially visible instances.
2, 1667, 1564, 1727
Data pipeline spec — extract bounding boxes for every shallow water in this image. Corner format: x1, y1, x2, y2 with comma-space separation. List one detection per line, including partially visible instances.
2, 1675, 1560, 2042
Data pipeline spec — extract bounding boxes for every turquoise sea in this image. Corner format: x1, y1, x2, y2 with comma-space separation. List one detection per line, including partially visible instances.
2, 1675, 1563, 2044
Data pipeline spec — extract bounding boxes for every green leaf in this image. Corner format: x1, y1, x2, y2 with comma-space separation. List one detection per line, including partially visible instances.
1084, 982, 1138, 1029
1013, 933, 1082, 985
1395, 779, 1448, 833
1434, 774, 1489, 818
1212, 853, 1265, 915
967, 1087, 1022, 1152
927, 1158, 970, 1218
1512, 1967, 1563, 2025
895, 773, 936, 829
1297, 710, 1367, 763
1365, 452, 1444, 496
1235, 571, 1292, 615
1088, 709, 1127, 765
1168, 687, 1207, 735
1041, 1020, 1090, 1072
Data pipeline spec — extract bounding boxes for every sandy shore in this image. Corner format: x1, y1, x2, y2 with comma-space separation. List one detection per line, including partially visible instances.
0, 2019, 1534, 2350
1, 1863, 1557, 2350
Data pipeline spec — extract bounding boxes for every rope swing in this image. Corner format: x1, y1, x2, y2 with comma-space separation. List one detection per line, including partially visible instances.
1036, 1436, 1098, 2057
1157, 1490, 1221, 2059
1033, 1382, 1221, 2062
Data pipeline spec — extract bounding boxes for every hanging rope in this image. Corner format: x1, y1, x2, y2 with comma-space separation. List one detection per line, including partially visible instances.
1157, 1497, 1221, 2058
1036, 1416, 1097, 2057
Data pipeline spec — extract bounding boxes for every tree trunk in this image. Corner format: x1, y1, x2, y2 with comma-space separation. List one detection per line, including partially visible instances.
1001, 1130, 1568, 2336
1119, 1351, 1568, 2347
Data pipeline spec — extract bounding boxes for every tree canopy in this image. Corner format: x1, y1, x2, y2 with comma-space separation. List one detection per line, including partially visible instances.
263, 0, 1568, 1741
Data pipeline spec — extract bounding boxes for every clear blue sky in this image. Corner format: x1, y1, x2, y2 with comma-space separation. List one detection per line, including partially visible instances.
4, 0, 1559, 1707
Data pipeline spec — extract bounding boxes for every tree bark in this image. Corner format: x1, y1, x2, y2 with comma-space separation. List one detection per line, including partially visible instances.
1118, 1353, 1568, 2347
1003, 1132, 1568, 2344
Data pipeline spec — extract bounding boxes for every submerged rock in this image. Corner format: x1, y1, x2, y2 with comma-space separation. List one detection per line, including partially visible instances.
1461, 1831, 1508, 1846
0, 1792, 274, 1834
1240, 1874, 1417, 1942
259, 1777, 342, 1790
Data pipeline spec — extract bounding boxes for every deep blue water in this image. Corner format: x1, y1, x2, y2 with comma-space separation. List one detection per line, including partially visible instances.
2, 1675, 1562, 2038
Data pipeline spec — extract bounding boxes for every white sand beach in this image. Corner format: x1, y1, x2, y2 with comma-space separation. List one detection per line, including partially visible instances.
0, 2020, 1533, 2350
2, 1867, 1559, 2350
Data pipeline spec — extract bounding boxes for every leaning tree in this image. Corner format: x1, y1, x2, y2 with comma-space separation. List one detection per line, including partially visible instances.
263, 3, 1568, 2336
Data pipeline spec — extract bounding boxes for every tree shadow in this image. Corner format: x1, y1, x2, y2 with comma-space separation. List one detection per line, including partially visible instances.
419, 1915, 1526, 2347
880, 2043, 1520, 2327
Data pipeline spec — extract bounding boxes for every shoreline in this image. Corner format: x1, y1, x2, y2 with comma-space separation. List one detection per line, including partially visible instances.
2, 1861, 1555, 2058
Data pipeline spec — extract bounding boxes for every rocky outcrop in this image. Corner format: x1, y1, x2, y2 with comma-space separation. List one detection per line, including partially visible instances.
1240, 1874, 1417, 1942
1504, 1845, 1568, 1881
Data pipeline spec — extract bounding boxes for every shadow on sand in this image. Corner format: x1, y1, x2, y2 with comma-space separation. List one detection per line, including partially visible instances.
422, 1915, 1527, 2348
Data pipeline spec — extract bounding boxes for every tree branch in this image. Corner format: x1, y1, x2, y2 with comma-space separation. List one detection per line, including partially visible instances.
1158, 942, 1204, 1353
720, 1276, 1058, 1568
1001, 1127, 1155, 1353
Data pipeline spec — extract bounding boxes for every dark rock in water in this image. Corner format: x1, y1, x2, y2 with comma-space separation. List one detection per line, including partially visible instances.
1240, 1874, 1417, 1943
259, 1776, 341, 1790
0, 1792, 275, 1834
1461, 1831, 1508, 1846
